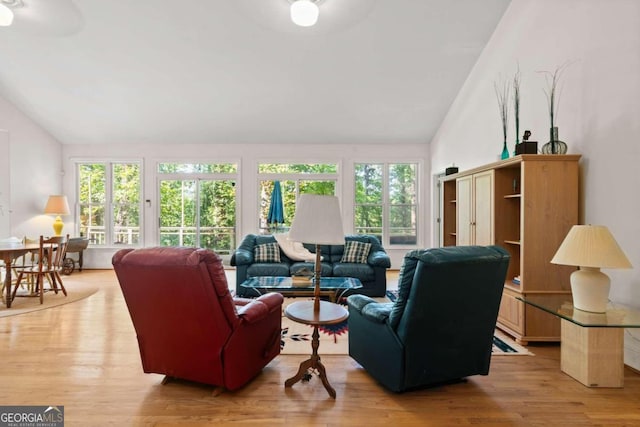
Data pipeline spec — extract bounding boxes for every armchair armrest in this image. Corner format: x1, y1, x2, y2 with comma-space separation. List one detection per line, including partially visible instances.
235, 292, 284, 324
233, 297, 254, 306
347, 294, 393, 324
231, 248, 253, 266
255, 292, 284, 310
368, 250, 391, 268
236, 300, 268, 323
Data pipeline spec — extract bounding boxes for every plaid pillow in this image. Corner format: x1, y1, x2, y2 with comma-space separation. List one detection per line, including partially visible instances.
254, 242, 281, 263
340, 241, 371, 264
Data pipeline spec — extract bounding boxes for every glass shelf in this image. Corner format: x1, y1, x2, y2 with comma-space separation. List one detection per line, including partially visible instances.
517, 295, 640, 328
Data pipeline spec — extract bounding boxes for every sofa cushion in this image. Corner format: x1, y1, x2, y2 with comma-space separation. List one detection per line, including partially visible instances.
290, 262, 333, 277
333, 262, 375, 282
341, 241, 371, 263
247, 263, 290, 278
254, 242, 281, 263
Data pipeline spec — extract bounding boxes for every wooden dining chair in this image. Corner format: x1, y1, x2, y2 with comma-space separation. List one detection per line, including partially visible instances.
11, 235, 70, 304
8, 236, 39, 294
1, 236, 34, 303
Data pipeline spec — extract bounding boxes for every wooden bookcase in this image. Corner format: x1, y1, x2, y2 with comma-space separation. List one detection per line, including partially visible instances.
440, 154, 581, 344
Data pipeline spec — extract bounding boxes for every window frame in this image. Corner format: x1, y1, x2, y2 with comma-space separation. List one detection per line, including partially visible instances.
156, 161, 239, 255
354, 161, 419, 248
257, 162, 340, 233
75, 159, 143, 247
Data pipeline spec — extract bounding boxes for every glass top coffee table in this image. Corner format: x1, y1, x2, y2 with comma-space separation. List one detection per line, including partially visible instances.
240, 276, 362, 302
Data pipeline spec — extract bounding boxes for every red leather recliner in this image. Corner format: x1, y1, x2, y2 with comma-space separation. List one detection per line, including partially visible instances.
112, 246, 284, 390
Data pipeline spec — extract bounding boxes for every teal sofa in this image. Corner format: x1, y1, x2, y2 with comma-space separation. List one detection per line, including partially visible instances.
230, 234, 391, 297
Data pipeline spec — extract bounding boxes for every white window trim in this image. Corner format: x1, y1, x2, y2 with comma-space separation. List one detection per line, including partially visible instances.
354, 161, 420, 248
74, 159, 144, 248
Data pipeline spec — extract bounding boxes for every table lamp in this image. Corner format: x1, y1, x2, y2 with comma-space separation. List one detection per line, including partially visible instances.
44, 195, 71, 236
551, 225, 632, 313
288, 194, 344, 312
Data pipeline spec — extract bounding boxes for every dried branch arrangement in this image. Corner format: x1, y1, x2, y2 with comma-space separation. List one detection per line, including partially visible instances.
494, 78, 510, 143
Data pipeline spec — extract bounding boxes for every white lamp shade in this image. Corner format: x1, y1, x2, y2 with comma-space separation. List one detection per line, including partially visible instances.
0, 4, 13, 26
552, 225, 632, 313
44, 195, 71, 216
290, 0, 319, 27
288, 194, 344, 245
551, 225, 632, 269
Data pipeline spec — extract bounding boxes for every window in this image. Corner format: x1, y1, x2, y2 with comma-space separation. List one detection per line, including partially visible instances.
354, 163, 418, 246
258, 163, 338, 232
157, 162, 237, 255
77, 162, 141, 246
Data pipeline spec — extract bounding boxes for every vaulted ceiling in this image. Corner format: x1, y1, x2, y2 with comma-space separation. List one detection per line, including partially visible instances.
0, 0, 511, 145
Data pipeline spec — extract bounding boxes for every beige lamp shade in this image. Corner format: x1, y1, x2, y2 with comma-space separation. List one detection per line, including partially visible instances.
44, 195, 71, 216
551, 225, 632, 312
551, 225, 632, 269
288, 194, 344, 245
44, 195, 70, 236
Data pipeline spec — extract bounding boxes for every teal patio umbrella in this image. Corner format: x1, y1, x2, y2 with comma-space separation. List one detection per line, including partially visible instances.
267, 180, 285, 229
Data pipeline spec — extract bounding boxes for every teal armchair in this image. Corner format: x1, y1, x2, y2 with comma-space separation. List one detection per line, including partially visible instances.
347, 246, 510, 392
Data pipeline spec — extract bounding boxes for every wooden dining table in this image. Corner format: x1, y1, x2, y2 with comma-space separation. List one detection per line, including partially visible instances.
1, 242, 39, 308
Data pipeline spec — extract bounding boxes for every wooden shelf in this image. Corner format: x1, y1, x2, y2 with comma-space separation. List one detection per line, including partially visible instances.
504, 282, 522, 292
440, 154, 581, 344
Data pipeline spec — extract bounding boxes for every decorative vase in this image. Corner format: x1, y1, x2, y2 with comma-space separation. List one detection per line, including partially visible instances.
541, 127, 567, 154
500, 140, 509, 160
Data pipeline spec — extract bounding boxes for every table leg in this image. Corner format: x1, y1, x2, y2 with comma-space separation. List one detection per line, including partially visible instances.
3, 258, 12, 308
560, 319, 624, 387
285, 326, 337, 398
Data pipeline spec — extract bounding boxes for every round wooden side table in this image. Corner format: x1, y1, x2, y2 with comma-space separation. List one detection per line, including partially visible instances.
284, 299, 348, 398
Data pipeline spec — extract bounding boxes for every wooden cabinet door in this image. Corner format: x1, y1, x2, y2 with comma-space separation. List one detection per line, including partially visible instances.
473, 170, 494, 245
456, 175, 472, 246
456, 171, 493, 246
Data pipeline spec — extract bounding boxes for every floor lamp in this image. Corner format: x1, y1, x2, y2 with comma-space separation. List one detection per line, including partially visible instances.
288, 194, 344, 312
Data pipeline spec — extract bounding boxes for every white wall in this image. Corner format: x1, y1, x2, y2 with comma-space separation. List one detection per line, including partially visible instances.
430, 0, 640, 368
62, 142, 430, 269
0, 131, 9, 236
0, 97, 63, 239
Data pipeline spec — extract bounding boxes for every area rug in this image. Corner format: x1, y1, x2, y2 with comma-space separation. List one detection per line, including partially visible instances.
0, 276, 99, 318
281, 296, 532, 356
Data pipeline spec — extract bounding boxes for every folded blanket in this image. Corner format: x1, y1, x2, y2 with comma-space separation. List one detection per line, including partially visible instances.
273, 233, 319, 262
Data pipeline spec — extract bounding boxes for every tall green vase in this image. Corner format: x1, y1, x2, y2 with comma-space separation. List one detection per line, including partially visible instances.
500, 140, 509, 160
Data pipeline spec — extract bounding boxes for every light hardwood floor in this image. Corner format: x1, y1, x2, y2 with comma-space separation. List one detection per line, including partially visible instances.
1, 270, 640, 426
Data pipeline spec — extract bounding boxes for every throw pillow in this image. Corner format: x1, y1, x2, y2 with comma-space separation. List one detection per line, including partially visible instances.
341, 240, 371, 264
254, 242, 281, 263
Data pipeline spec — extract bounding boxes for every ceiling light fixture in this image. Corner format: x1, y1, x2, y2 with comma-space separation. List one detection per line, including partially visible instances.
290, 0, 319, 27
0, 4, 14, 26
